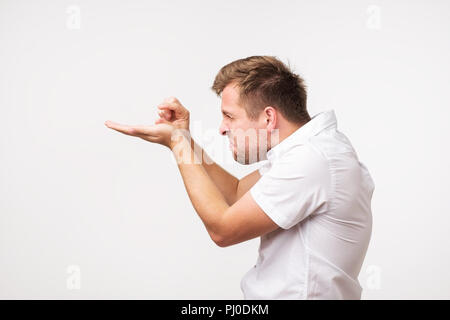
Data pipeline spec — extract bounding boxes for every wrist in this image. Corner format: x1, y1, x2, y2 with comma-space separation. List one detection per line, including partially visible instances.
169, 128, 191, 151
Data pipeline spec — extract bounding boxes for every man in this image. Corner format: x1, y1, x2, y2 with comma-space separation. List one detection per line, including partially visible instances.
105, 55, 374, 299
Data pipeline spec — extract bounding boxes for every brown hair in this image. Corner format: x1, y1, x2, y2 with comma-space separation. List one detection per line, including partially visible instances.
211, 55, 310, 124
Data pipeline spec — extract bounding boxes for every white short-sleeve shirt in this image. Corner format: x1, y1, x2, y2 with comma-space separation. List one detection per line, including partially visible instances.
242, 110, 374, 299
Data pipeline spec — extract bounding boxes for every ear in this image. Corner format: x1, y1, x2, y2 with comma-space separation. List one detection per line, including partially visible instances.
263, 106, 277, 132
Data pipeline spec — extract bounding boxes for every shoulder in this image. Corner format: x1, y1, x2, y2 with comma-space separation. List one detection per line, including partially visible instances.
267, 143, 331, 185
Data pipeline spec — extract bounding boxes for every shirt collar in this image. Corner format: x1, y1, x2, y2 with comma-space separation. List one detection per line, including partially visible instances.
266, 109, 337, 161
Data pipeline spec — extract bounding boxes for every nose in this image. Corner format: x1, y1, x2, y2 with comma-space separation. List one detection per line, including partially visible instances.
219, 120, 229, 136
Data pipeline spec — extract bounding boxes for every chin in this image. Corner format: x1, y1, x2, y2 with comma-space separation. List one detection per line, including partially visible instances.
232, 151, 258, 165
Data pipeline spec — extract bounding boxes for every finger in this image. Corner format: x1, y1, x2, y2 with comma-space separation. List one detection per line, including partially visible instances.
105, 121, 155, 136
158, 104, 176, 112
158, 109, 172, 121
158, 99, 181, 111
158, 104, 183, 121
105, 120, 136, 135
163, 96, 179, 104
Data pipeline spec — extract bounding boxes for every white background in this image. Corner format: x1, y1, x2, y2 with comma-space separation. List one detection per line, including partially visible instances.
1, 0, 449, 299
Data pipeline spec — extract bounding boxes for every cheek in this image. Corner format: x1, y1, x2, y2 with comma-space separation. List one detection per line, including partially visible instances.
234, 133, 259, 152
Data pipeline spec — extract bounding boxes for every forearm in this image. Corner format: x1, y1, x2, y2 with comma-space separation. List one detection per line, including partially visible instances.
189, 136, 239, 205
171, 131, 230, 240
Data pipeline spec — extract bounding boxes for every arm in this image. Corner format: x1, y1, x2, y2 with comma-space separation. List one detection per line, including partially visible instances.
236, 169, 261, 200
156, 97, 259, 205
189, 138, 262, 205
171, 131, 277, 247
105, 97, 276, 247
189, 137, 239, 206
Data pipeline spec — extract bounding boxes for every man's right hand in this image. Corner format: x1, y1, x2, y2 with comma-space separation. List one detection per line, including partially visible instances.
155, 96, 190, 132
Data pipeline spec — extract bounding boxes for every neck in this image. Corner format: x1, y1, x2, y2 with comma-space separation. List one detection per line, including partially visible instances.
269, 118, 308, 150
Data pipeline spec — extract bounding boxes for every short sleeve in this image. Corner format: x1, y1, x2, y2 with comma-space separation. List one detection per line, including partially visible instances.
258, 160, 271, 175
250, 145, 330, 229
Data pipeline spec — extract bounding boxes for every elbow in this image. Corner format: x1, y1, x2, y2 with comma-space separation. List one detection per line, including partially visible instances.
209, 210, 234, 248
210, 232, 231, 248
216, 238, 231, 248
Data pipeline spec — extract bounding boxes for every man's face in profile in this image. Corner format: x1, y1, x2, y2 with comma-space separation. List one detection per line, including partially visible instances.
219, 84, 272, 165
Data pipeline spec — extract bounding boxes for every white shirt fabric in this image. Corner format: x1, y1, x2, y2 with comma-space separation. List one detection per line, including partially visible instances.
242, 109, 374, 300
